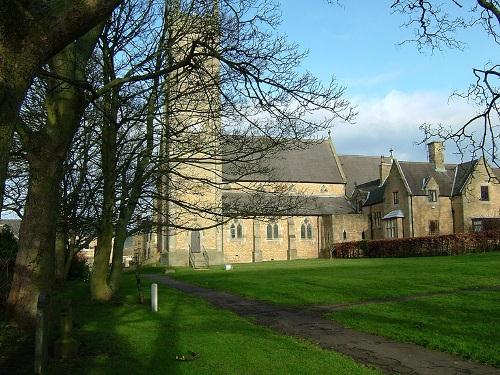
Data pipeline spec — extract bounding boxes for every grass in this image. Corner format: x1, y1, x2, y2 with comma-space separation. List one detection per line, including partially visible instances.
168, 252, 500, 366
1, 271, 379, 375
171, 252, 500, 306
331, 291, 500, 367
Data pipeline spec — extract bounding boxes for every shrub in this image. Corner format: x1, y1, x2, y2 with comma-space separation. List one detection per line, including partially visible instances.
325, 230, 500, 259
67, 252, 90, 282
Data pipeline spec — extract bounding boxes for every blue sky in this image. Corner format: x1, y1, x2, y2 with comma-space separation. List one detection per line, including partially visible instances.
278, 1, 499, 161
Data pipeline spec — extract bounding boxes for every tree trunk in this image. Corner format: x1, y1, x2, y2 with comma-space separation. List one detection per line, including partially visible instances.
108, 217, 128, 291
90, 93, 118, 302
54, 228, 68, 285
6, 26, 102, 324
6, 154, 63, 325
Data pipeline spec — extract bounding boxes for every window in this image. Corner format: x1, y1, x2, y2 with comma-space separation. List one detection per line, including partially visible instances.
385, 219, 397, 238
428, 189, 437, 202
300, 219, 313, 239
267, 221, 279, 240
429, 220, 439, 236
473, 219, 483, 232
320, 185, 328, 193
230, 220, 243, 239
342, 230, 347, 240
358, 200, 363, 213
361, 231, 366, 240
393, 191, 399, 205
481, 186, 489, 201
374, 212, 382, 228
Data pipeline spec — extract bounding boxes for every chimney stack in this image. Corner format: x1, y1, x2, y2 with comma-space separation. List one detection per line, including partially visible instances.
428, 141, 445, 172
379, 154, 393, 184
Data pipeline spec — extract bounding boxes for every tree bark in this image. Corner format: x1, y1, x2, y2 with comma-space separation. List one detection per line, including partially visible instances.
6, 153, 63, 325
54, 227, 68, 285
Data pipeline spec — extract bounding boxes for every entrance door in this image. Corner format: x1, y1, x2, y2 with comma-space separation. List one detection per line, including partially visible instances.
191, 231, 201, 253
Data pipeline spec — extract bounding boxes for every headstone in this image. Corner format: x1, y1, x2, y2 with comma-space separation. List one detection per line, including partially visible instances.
151, 283, 158, 312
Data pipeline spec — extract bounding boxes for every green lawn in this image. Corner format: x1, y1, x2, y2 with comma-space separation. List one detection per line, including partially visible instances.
169, 252, 500, 366
331, 291, 500, 367
1, 272, 378, 375
171, 252, 500, 305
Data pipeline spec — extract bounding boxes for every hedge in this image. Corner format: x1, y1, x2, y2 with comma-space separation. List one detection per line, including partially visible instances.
322, 230, 500, 259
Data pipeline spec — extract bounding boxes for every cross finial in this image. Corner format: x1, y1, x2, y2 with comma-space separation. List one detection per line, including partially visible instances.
389, 148, 394, 157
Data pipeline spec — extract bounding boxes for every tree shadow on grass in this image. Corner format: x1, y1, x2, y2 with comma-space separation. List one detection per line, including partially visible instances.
43, 278, 183, 375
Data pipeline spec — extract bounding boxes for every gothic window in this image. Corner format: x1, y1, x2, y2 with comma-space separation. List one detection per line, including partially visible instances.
230, 220, 243, 239
342, 230, 347, 240
301, 219, 312, 239
361, 231, 366, 240
267, 221, 279, 240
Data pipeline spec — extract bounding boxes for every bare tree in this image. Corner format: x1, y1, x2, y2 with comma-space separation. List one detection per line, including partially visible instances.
391, 1, 500, 164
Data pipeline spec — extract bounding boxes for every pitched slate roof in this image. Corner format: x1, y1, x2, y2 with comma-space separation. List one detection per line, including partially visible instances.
356, 179, 381, 192
221, 191, 354, 216
451, 160, 478, 196
338, 155, 387, 196
364, 183, 386, 206
222, 139, 345, 184
398, 161, 456, 196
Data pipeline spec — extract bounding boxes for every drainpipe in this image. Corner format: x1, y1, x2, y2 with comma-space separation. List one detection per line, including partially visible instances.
410, 196, 415, 237
317, 216, 320, 257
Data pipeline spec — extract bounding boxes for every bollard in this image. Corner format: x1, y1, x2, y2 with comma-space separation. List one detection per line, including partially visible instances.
34, 293, 50, 374
151, 283, 158, 312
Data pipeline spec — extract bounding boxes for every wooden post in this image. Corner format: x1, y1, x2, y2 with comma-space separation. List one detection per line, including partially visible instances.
151, 283, 158, 312
54, 299, 78, 359
34, 293, 50, 374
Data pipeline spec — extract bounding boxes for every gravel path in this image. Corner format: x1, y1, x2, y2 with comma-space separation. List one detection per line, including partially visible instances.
144, 274, 500, 375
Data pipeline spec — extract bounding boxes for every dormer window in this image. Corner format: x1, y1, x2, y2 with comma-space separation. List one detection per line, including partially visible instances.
428, 189, 437, 202
480, 186, 489, 201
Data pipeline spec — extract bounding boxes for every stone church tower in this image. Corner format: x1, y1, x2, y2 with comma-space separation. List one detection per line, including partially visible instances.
156, 1, 224, 266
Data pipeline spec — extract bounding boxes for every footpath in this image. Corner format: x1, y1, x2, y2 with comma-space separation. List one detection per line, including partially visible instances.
144, 274, 500, 375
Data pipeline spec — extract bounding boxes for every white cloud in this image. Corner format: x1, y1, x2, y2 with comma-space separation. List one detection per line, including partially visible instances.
332, 90, 477, 162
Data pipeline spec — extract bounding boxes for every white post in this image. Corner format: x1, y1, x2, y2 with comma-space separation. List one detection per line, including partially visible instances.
151, 283, 158, 312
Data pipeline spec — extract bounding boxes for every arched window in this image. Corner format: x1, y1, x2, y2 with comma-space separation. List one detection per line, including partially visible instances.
320, 185, 328, 193
361, 231, 366, 240
306, 223, 312, 239
267, 221, 279, 240
342, 230, 347, 240
301, 219, 313, 239
231, 220, 243, 239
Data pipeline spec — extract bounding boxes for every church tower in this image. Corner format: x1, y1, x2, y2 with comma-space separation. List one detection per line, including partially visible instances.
157, 0, 223, 266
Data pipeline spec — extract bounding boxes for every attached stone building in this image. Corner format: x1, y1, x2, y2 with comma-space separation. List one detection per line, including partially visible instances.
359, 142, 500, 239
